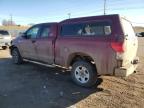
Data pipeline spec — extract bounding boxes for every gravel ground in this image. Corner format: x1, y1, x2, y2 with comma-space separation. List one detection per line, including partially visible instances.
0, 41, 144, 108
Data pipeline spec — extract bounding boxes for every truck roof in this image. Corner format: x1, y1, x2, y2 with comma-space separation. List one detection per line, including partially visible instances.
34, 22, 58, 26
60, 14, 120, 24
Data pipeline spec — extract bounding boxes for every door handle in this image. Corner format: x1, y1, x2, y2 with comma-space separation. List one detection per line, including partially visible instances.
32, 40, 36, 43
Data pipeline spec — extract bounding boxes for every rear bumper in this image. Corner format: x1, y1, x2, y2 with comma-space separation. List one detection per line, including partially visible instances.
114, 57, 139, 77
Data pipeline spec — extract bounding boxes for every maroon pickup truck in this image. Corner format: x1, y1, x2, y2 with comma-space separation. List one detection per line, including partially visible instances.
10, 14, 139, 87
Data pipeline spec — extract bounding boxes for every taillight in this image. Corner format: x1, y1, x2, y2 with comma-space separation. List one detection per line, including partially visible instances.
111, 42, 124, 53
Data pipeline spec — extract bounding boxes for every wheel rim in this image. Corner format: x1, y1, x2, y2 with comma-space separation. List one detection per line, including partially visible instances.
12, 50, 19, 63
74, 66, 90, 84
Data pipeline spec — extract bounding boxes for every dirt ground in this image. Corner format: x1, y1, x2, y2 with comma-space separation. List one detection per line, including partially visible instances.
0, 39, 144, 108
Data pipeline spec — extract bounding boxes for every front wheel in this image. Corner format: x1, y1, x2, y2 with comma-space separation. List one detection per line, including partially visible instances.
11, 48, 23, 64
71, 60, 97, 87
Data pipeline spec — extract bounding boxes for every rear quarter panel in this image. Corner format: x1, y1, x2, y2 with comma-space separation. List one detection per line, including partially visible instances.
55, 36, 117, 75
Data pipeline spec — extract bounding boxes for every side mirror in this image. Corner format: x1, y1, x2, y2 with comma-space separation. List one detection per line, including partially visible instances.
21, 33, 27, 38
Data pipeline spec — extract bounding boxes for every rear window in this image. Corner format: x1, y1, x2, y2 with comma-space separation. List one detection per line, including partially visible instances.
0, 30, 9, 35
61, 21, 112, 37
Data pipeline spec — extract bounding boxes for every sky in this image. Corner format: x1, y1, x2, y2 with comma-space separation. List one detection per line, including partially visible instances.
0, 0, 144, 26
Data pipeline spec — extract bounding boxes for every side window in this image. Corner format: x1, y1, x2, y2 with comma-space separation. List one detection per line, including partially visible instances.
82, 22, 111, 36
26, 26, 40, 39
61, 24, 84, 36
104, 26, 111, 35
60, 21, 111, 37
40, 26, 51, 38
83, 24, 104, 35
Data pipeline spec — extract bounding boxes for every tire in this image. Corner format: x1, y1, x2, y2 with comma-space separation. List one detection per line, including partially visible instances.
71, 60, 97, 87
2, 46, 7, 50
11, 48, 23, 64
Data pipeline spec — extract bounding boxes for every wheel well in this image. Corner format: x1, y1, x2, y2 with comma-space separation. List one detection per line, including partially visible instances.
10, 45, 17, 55
69, 55, 97, 72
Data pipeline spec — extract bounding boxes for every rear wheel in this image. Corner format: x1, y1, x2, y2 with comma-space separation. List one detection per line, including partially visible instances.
2, 46, 7, 50
71, 60, 97, 87
11, 48, 23, 64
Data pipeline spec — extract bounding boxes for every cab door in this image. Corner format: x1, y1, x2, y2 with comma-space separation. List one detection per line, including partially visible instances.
19, 25, 41, 60
35, 24, 55, 64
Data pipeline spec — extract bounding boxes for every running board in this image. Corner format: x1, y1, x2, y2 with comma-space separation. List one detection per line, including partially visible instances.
23, 59, 69, 69
23, 59, 55, 68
